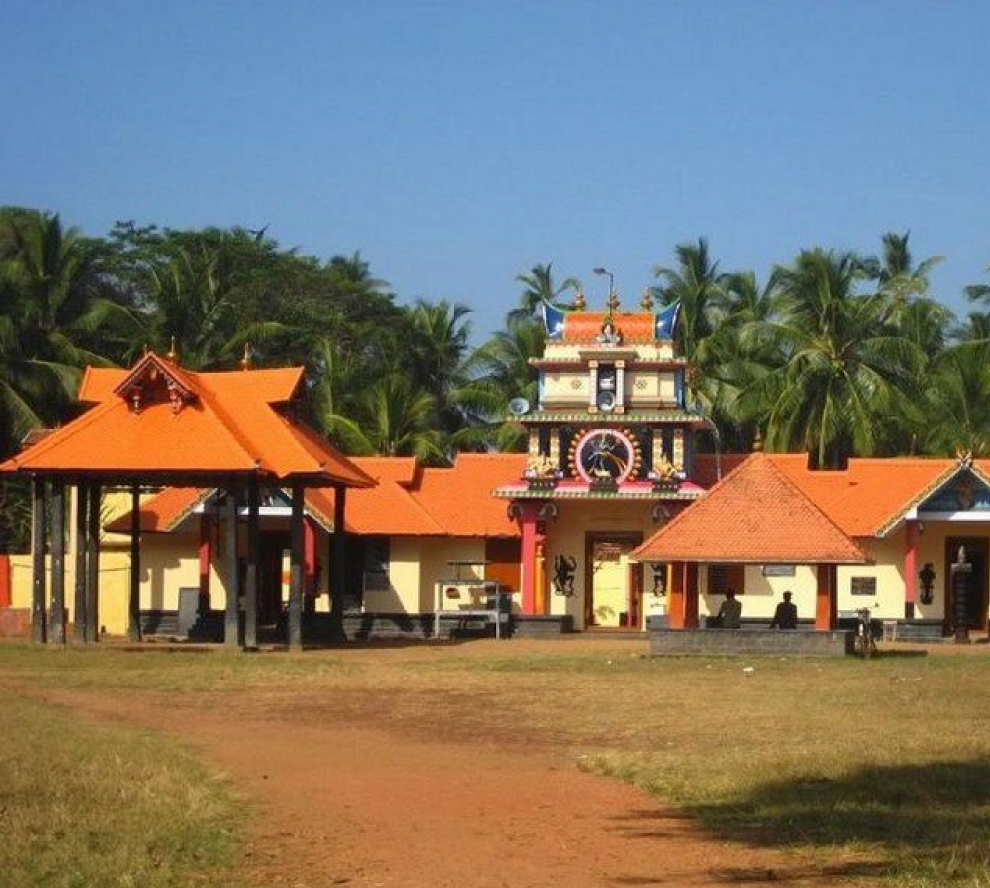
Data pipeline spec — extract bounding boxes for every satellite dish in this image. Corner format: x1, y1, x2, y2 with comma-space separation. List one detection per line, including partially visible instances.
508, 397, 531, 416
597, 391, 617, 412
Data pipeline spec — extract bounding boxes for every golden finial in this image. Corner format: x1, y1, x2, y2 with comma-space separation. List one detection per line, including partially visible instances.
573, 289, 586, 311
241, 343, 252, 371
142, 343, 150, 356
640, 288, 654, 311
166, 336, 178, 364
606, 289, 621, 315
753, 429, 763, 452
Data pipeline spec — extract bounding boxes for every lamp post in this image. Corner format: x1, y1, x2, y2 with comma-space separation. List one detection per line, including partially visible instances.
593, 267, 614, 305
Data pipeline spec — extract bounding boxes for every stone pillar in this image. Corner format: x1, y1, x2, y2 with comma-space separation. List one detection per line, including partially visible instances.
244, 477, 259, 650
588, 360, 599, 412
615, 361, 626, 413
128, 483, 141, 642
50, 477, 66, 645
330, 485, 347, 642
86, 479, 101, 643
224, 484, 240, 649
73, 481, 88, 643
31, 476, 47, 644
951, 546, 972, 644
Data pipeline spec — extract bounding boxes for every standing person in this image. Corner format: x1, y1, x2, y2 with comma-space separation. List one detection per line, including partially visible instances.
716, 589, 742, 629
770, 591, 798, 629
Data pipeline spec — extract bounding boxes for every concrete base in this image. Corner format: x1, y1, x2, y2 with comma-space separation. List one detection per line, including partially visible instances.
650, 628, 853, 657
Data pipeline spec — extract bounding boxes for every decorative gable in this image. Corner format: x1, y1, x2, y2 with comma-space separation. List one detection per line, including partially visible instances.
113, 352, 198, 415
919, 469, 990, 514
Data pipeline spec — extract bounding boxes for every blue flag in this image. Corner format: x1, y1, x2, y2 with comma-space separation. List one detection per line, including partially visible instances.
655, 301, 681, 340
542, 301, 567, 339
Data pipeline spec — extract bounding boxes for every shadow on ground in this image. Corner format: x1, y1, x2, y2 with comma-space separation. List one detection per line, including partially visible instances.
681, 758, 990, 880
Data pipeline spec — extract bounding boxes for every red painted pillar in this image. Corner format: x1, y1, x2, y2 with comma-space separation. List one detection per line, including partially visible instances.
668, 561, 685, 628
518, 503, 543, 615
816, 563, 836, 629
304, 517, 316, 592
0, 554, 10, 608
198, 514, 212, 610
904, 520, 919, 619
685, 563, 700, 628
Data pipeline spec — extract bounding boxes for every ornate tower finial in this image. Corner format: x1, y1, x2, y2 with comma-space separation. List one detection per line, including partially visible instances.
606, 289, 621, 315
241, 343, 252, 371
573, 289, 586, 311
640, 288, 654, 311
166, 336, 178, 364
753, 428, 764, 452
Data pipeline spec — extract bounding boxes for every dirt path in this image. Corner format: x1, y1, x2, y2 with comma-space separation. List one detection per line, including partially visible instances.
23, 657, 862, 888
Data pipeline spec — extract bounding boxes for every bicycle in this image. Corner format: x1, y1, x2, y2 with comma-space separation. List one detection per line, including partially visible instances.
854, 607, 878, 659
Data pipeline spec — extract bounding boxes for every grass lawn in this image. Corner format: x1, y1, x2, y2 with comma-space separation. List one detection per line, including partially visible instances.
2, 639, 990, 886
0, 688, 243, 888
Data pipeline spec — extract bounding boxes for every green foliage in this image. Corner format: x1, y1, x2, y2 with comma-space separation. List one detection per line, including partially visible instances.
10, 207, 990, 466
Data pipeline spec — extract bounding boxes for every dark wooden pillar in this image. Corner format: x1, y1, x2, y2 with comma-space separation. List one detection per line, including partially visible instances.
31, 476, 47, 644
128, 482, 142, 642
86, 479, 101, 643
74, 481, 88, 643
330, 484, 347, 641
288, 482, 305, 651
224, 484, 241, 649
50, 477, 66, 645
244, 477, 259, 650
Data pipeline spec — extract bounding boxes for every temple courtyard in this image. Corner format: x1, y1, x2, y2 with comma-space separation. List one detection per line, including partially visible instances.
2, 635, 989, 887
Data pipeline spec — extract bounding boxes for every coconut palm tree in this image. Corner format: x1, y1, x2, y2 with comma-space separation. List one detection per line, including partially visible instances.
510, 263, 582, 324
738, 248, 924, 468
328, 372, 444, 461
917, 341, 990, 455
464, 315, 546, 451
652, 238, 728, 410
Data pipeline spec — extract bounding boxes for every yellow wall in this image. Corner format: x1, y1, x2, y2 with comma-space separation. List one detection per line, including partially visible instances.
544, 499, 656, 630
696, 564, 820, 623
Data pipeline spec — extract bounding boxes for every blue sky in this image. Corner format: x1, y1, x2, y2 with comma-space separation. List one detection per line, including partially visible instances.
4, 1, 989, 341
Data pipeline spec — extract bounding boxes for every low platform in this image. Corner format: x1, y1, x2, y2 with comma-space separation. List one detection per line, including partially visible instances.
650, 627, 853, 657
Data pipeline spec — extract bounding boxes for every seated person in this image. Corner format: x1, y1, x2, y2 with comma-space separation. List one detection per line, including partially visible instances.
715, 589, 742, 629
769, 590, 798, 629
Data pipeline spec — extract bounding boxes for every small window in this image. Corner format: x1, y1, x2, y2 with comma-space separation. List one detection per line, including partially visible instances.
850, 576, 877, 596
762, 564, 796, 577
708, 564, 745, 593
362, 538, 390, 592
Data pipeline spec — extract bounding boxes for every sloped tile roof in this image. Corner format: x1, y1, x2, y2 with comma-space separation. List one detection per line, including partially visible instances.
632, 452, 867, 564
117, 454, 528, 538
563, 311, 657, 343
1, 353, 373, 488
768, 454, 955, 537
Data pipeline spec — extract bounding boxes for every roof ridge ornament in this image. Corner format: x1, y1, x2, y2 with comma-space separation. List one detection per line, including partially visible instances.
241, 343, 252, 371
166, 336, 178, 364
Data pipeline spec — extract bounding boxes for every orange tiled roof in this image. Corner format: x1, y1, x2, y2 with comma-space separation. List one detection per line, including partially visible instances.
768, 454, 956, 538
563, 311, 657, 343
1, 352, 374, 488
118, 453, 527, 538
632, 452, 867, 564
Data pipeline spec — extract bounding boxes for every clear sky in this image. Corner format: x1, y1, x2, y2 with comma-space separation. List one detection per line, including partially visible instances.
4, 1, 989, 341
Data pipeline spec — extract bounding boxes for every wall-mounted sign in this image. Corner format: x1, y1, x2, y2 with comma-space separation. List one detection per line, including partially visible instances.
762, 564, 796, 577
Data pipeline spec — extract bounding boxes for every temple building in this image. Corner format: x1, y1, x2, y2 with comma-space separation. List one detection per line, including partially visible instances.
2, 290, 990, 642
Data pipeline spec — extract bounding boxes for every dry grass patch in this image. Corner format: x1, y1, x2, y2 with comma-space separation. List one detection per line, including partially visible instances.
0, 690, 243, 888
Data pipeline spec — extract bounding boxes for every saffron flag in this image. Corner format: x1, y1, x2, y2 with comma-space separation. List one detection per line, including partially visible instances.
542, 300, 567, 339
655, 300, 681, 340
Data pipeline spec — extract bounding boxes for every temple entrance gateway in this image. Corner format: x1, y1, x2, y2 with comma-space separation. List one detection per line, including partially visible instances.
585, 534, 642, 628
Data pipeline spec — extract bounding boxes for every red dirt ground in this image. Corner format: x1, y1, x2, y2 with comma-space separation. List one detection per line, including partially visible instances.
24, 639, 885, 887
